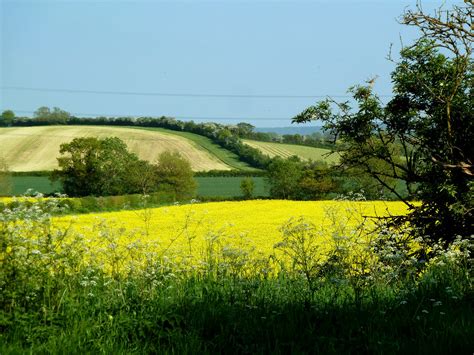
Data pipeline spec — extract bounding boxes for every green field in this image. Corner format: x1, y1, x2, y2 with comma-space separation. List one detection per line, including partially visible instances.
243, 139, 340, 164
7, 175, 268, 198
196, 177, 267, 197
8, 176, 61, 196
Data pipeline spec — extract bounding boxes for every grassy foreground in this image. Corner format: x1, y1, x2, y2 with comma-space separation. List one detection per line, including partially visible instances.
1, 199, 472, 353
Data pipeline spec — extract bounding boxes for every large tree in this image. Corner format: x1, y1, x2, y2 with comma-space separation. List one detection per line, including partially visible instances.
153, 151, 196, 200
293, 1, 473, 243
53, 137, 142, 196
266, 157, 304, 199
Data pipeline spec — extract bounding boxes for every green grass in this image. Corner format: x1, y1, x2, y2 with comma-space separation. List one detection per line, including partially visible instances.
135, 127, 258, 171
0, 275, 474, 354
9, 176, 61, 196
7, 175, 269, 198
243, 139, 340, 164
2, 258, 472, 354
196, 177, 268, 198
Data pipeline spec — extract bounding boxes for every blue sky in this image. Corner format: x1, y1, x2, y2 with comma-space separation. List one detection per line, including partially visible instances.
0, 0, 458, 127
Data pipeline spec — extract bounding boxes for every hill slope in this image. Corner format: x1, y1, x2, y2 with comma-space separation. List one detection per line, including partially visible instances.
132, 127, 256, 171
243, 139, 339, 164
0, 126, 235, 172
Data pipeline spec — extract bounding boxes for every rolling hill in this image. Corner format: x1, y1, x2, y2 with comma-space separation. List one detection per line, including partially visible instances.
243, 139, 339, 164
0, 126, 244, 172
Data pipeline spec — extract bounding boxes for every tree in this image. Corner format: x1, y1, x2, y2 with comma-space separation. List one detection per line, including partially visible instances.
128, 159, 158, 195
236, 122, 255, 137
240, 177, 255, 199
266, 157, 304, 199
49, 107, 71, 124
0, 110, 15, 127
154, 151, 196, 200
34, 106, 51, 121
53, 137, 142, 197
0, 157, 12, 196
34, 106, 70, 124
293, 1, 473, 243
297, 162, 339, 200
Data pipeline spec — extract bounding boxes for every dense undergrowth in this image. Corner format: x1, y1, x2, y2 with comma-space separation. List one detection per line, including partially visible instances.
1, 197, 472, 353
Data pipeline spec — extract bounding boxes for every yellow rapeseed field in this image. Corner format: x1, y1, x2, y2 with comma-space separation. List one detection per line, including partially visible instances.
52, 200, 411, 274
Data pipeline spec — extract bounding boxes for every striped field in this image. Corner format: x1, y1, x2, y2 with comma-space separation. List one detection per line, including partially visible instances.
243, 139, 340, 164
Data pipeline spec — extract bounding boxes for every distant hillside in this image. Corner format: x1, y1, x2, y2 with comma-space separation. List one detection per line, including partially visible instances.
254, 126, 323, 135
0, 126, 249, 172
243, 139, 339, 164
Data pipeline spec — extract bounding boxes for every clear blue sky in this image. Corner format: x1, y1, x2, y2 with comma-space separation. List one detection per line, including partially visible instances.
0, 0, 458, 127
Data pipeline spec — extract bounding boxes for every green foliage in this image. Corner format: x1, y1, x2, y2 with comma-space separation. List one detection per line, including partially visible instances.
235, 122, 255, 137
153, 151, 197, 200
52, 137, 197, 199
53, 137, 142, 197
0, 110, 15, 126
293, 2, 473, 242
34, 106, 71, 124
0, 157, 12, 196
297, 162, 340, 199
275, 217, 326, 293
266, 157, 304, 199
266, 158, 360, 200
240, 177, 255, 199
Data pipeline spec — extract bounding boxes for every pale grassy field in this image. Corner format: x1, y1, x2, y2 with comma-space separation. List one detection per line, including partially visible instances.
243, 139, 340, 164
0, 126, 231, 171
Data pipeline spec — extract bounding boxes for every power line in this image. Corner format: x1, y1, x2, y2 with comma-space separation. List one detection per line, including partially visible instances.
1, 86, 394, 99
10, 109, 296, 121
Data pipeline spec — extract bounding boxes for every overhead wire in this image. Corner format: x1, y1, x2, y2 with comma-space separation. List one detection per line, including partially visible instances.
1, 86, 394, 99
10, 110, 294, 121
2, 85, 394, 121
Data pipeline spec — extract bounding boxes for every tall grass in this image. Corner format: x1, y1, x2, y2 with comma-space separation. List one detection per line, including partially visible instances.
1, 197, 472, 353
